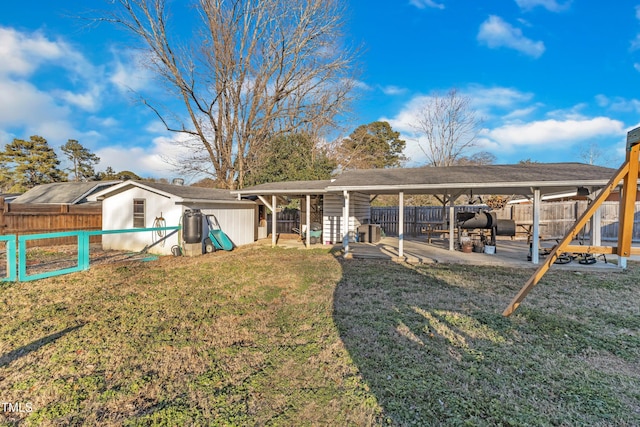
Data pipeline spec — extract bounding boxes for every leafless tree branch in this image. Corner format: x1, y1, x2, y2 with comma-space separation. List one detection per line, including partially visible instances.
99, 0, 357, 188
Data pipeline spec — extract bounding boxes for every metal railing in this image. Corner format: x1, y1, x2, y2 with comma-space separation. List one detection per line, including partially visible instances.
2, 226, 180, 282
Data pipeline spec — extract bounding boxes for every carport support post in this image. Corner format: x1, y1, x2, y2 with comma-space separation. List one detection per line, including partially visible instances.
305, 195, 311, 248
448, 201, 455, 251
531, 188, 541, 264
271, 195, 277, 247
399, 191, 404, 258
343, 190, 350, 256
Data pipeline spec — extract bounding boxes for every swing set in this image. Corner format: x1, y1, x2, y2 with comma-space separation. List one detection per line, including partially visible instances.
503, 126, 640, 316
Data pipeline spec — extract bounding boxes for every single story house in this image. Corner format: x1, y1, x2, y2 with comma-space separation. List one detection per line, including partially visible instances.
91, 180, 256, 255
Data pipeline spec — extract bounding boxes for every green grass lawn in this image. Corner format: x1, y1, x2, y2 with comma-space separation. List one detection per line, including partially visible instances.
1, 246, 638, 426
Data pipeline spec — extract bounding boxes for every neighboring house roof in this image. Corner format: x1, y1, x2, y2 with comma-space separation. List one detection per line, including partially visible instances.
234, 163, 620, 197
11, 181, 121, 205
92, 180, 255, 205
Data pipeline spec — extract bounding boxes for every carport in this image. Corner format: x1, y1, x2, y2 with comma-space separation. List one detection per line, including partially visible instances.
235, 162, 620, 264
232, 180, 331, 248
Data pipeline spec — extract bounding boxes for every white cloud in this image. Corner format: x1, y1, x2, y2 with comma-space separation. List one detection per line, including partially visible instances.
631, 34, 640, 51
593, 94, 640, 113
381, 85, 408, 96
0, 26, 99, 81
380, 86, 535, 133
515, 0, 572, 12
95, 133, 197, 179
0, 26, 111, 142
466, 85, 535, 112
88, 116, 119, 128
0, 77, 70, 128
503, 106, 539, 120
636, 5, 640, 20
380, 85, 628, 165
0, 27, 66, 76
477, 15, 545, 58
635, 63, 640, 72
409, 0, 445, 10
108, 48, 156, 93
54, 87, 102, 112
595, 94, 610, 107
486, 117, 624, 147
145, 120, 169, 134
377, 86, 537, 164
96, 144, 173, 177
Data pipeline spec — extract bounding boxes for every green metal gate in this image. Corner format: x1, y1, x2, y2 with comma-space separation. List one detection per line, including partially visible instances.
1, 226, 180, 282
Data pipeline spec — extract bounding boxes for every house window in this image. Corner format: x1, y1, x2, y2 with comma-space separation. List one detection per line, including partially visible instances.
133, 199, 146, 228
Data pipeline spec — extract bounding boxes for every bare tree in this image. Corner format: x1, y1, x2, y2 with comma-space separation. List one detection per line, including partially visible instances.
576, 142, 611, 166
412, 89, 482, 167
100, 0, 356, 188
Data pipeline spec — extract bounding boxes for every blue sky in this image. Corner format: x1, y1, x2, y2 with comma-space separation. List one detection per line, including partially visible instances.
1, 0, 639, 179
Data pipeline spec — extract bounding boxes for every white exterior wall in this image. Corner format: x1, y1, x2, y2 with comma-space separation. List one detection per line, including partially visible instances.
322, 192, 370, 244
102, 188, 181, 255
102, 188, 257, 255
189, 203, 256, 247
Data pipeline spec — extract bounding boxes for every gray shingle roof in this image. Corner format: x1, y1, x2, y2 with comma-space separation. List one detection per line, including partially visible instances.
11, 181, 120, 204
138, 181, 241, 201
93, 180, 254, 204
233, 163, 621, 197
351, 163, 615, 184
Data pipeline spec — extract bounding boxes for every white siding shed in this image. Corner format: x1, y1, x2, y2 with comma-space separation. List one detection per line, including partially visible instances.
92, 180, 256, 255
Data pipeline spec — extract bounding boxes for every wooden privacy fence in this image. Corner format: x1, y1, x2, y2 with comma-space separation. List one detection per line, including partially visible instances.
371, 201, 640, 242
267, 209, 301, 234
0, 198, 103, 246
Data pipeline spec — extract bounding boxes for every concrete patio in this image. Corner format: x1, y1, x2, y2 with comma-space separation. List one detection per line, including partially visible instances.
343, 236, 638, 271
261, 234, 639, 271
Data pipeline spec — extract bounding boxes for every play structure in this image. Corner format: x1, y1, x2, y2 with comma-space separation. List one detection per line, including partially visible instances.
503, 126, 640, 316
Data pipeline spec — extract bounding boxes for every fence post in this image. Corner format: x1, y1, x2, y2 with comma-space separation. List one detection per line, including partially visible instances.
0, 235, 16, 282
79, 231, 90, 271
18, 235, 27, 282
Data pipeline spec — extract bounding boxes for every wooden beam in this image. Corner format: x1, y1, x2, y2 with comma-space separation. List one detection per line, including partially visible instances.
617, 142, 639, 257
503, 159, 631, 317
257, 195, 273, 212
563, 245, 616, 254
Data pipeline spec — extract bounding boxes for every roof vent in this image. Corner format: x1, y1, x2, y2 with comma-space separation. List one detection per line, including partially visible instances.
172, 178, 185, 186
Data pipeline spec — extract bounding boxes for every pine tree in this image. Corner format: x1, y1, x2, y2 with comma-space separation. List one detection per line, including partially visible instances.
61, 139, 100, 182
0, 136, 67, 192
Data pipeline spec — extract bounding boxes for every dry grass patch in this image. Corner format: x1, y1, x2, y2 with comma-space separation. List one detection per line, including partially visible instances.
334, 260, 640, 425
0, 247, 380, 426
